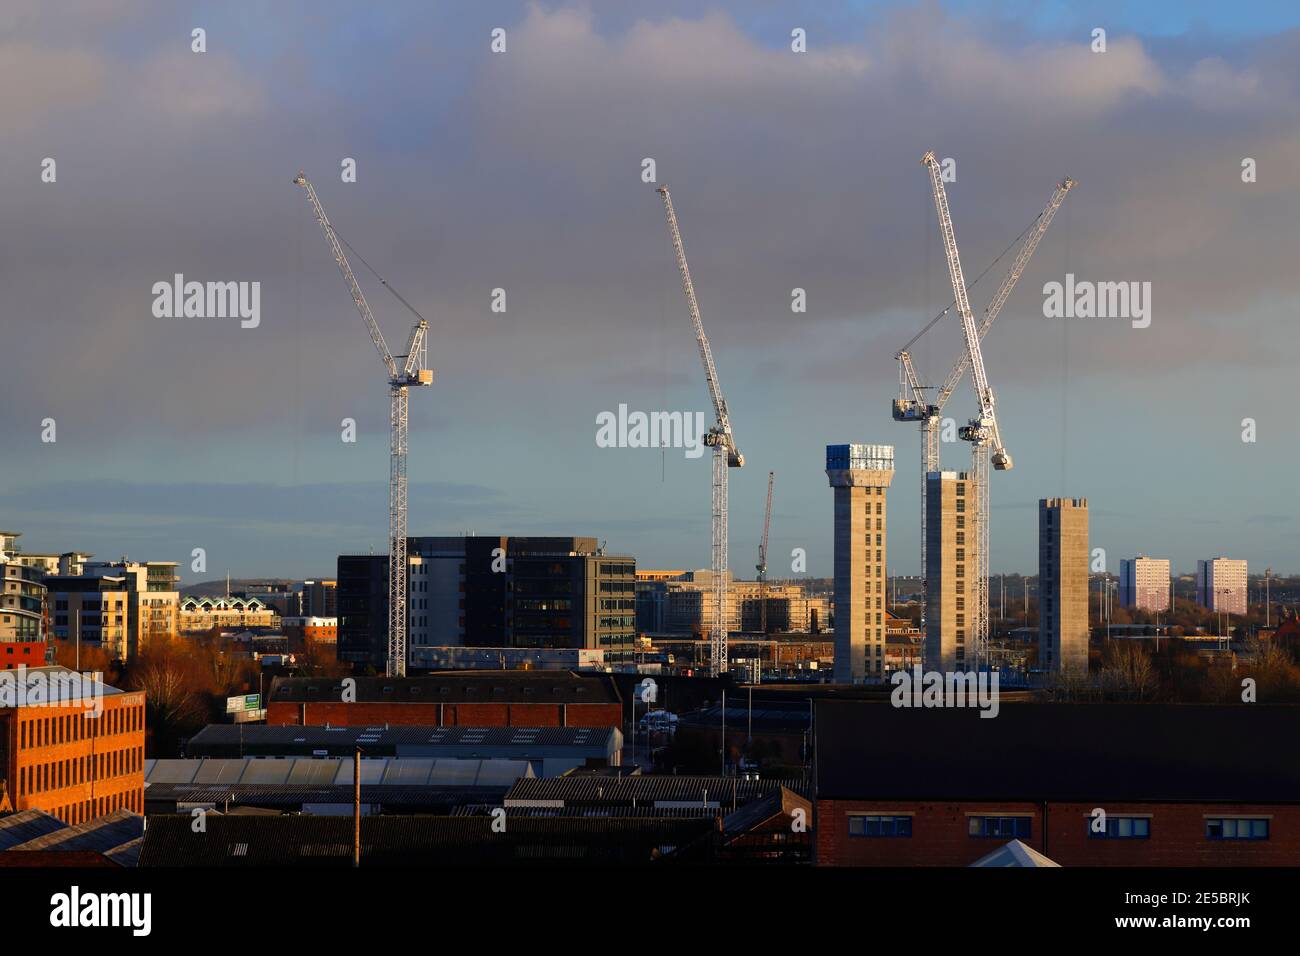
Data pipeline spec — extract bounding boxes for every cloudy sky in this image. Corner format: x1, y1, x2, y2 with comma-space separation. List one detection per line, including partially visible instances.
3, 0, 1298, 583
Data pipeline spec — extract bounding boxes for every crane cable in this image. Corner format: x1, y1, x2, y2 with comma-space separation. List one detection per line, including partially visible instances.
899, 208, 1047, 355
332, 224, 432, 328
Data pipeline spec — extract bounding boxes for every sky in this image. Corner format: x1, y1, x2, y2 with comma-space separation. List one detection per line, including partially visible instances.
2, 0, 1299, 583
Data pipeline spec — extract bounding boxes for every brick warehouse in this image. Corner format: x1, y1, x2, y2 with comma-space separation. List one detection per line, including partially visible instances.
814, 701, 1300, 867
0, 666, 145, 825
266, 671, 623, 729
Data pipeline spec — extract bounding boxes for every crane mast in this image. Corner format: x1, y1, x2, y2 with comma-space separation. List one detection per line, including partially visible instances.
893, 175, 1073, 649
657, 186, 744, 677
294, 173, 433, 678
920, 150, 1013, 672
757, 471, 774, 636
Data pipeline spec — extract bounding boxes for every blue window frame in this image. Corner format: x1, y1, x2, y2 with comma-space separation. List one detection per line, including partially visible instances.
848, 814, 912, 837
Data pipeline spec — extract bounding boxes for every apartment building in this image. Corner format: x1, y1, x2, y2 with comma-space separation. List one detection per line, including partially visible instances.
45, 560, 180, 660
1196, 558, 1248, 616
1119, 556, 1171, 612
179, 595, 279, 633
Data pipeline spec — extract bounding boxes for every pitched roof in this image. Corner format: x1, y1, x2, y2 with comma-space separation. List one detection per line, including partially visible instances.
970, 839, 1060, 868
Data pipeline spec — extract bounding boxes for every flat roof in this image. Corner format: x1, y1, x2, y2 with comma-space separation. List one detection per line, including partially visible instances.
269, 671, 622, 705
815, 701, 1300, 804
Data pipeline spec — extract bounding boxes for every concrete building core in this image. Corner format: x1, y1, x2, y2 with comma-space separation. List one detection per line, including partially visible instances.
826, 444, 893, 683
924, 471, 974, 672
1039, 497, 1090, 674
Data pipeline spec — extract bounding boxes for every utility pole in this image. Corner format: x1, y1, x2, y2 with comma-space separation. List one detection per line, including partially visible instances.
353, 747, 362, 868
1266, 567, 1272, 628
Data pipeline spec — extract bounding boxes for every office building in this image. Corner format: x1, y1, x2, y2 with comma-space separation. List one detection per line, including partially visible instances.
1038, 498, 1090, 674
815, 701, 1300, 867
338, 536, 636, 672
1119, 556, 1171, 612
301, 579, 337, 617
1196, 558, 1247, 616
924, 471, 973, 672
0, 667, 146, 824
826, 444, 894, 683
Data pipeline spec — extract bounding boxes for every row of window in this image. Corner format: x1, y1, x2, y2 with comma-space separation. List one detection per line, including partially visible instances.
46, 789, 141, 826
848, 814, 1271, 842
20, 706, 142, 748
21, 746, 144, 795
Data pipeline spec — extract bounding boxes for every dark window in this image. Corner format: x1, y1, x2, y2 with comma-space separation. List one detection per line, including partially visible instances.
969, 816, 1032, 839
1089, 816, 1150, 839
1206, 818, 1269, 841
848, 815, 912, 837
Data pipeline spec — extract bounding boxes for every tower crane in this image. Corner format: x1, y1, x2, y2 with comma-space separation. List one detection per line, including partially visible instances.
294, 172, 433, 678
919, 149, 1012, 671
893, 176, 1075, 602
657, 186, 744, 677
757, 471, 774, 635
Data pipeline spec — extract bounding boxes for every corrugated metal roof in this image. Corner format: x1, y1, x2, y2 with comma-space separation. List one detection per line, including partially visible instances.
505, 774, 795, 807
6, 809, 142, 854
0, 809, 66, 850
148, 757, 537, 791
185, 723, 619, 756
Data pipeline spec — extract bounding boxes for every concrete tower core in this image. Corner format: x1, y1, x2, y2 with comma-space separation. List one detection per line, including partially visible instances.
826, 444, 894, 683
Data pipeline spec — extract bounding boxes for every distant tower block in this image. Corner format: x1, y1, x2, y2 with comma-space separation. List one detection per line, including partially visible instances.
826, 444, 894, 683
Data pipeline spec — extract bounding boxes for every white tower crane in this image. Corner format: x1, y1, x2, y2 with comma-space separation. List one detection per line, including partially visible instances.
919, 150, 1011, 671
294, 173, 433, 677
657, 186, 744, 677
893, 176, 1075, 601
757, 471, 774, 635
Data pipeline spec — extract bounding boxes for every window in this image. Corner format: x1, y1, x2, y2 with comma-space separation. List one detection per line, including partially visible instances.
1206, 818, 1269, 841
848, 815, 912, 837
1090, 816, 1150, 839
970, 816, 1032, 839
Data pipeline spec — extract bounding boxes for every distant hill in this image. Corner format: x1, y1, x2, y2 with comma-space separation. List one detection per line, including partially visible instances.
181, 578, 316, 598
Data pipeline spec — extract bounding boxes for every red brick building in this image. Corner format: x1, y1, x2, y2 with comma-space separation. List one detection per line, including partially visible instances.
281, 616, 337, 652
0, 666, 145, 825
814, 701, 1300, 867
1, 643, 47, 670
266, 671, 623, 729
